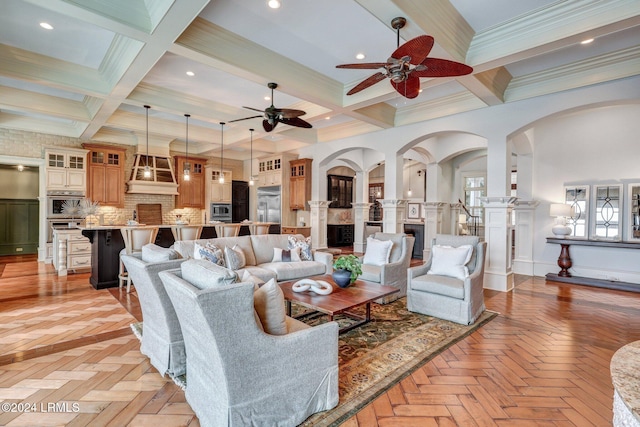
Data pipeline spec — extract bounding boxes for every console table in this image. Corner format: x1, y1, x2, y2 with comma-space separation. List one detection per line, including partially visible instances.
546, 237, 640, 293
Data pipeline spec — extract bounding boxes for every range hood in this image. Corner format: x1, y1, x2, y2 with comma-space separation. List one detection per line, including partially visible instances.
127, 146, 179, 195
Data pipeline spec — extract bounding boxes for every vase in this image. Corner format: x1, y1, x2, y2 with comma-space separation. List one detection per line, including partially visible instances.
332, 269, 352, 288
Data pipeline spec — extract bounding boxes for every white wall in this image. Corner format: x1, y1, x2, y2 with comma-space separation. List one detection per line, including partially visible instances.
531, 104, 640, 281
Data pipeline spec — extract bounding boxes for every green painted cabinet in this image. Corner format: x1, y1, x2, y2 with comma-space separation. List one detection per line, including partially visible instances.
0, 199, 39, 255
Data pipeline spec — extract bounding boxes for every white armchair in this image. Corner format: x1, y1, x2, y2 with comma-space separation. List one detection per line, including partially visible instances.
359, 232, 415, 304
159, 269, 339, 426
407, 234, 486, 325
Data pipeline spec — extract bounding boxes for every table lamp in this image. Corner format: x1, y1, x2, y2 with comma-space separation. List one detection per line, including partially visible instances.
550, 203, 573, 236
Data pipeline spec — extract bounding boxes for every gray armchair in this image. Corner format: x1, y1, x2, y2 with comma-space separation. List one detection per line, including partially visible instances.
121, 253, 186, 377
360, 232, 415, 304
407, 234, 486, 325
159, 269, 339, 427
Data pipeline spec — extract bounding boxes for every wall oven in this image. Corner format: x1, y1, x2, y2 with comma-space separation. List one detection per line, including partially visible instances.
47, 190, 84, 219
210, 203, 232, 223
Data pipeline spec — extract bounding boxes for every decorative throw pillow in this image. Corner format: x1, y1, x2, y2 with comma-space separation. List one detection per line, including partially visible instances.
253, 278, 287, 335
288, 235, 312, 261
272, 247, 302, 263
224, 244, 246, 270
428, 244, 473, 280
242, 270, 265, 290
194, 242, 225, 266
180, 259, 238, 290
141, 243, 179, 263
363, 237, 393, 266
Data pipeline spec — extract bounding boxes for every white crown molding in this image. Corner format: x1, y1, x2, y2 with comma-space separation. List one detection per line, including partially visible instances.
468, 0, 640, 67
395, 91, 487, 126
507, 45, 640, 102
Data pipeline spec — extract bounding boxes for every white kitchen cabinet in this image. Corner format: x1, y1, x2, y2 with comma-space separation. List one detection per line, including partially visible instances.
45, 147, 89, 193
206, 167, 232, 203
52, 227, 91, 276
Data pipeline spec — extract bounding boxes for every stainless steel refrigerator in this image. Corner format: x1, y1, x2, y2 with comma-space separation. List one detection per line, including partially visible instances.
257, 186, 281, 224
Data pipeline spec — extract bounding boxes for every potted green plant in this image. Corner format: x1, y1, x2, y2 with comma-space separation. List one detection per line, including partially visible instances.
332, 254, 362, 288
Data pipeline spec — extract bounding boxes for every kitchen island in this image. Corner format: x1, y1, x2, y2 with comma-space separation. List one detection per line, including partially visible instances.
80, 223, 277, 289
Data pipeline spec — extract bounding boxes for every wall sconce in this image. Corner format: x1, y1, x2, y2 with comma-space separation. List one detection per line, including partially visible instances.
550, 203, 573, 236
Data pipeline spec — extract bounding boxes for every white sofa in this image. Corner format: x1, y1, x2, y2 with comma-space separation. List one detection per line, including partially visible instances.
173, 233, 333, 283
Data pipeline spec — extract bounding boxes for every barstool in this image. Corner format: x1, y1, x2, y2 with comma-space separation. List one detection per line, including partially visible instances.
119, 226, 159, 293
171, 224, 203, 241
248, 222, 271, 235
213, 223, 241, 238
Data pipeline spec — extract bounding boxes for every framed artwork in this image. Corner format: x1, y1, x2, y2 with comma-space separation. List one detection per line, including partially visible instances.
407, 203, 420, 219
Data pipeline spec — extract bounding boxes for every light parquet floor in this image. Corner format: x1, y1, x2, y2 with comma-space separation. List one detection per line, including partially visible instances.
0, 255, 639, 426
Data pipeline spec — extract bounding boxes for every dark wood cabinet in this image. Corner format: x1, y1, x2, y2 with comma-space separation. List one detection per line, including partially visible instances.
327, 224, 354, 247
232, 180, 249, 223
403, 223, 424, 259
328, 175, 353, 208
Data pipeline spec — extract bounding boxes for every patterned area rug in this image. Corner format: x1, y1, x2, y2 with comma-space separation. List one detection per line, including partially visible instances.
297, 299, 497, 426
131, 299, 497, 426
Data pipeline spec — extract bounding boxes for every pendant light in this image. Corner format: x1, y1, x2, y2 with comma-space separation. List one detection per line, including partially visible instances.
249, 128, 255, 186
218, 122, 225, 184
407, 162, 413, 197
183, 114, 191, 181
143, 105, 151, 178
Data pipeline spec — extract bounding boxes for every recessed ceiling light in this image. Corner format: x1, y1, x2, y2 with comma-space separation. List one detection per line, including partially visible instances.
325, 116, 331, 120
39, 22, 53, 30
264, 96, 271, 101
267, 0, 281, 9
581, 38, 594, 45
186, 71, 195, 76
356, 53, 365, 60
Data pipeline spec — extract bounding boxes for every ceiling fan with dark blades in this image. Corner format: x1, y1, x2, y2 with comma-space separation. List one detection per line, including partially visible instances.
229, 82, 312, 132
336, 17, 473, 99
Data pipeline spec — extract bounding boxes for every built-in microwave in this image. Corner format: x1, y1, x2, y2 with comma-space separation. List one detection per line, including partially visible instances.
210, 203, 232, 222
47, 190, 84, 218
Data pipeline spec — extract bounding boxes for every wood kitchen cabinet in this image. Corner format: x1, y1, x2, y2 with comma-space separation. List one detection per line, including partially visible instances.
289, 158, 312, 210
83, 144, 125, 207
45, 147, 88, 193
282, 226, 311, 238
175, 155, 206, 208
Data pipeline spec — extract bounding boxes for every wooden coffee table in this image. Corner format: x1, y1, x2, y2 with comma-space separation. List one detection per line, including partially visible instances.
279, 275, 399, 334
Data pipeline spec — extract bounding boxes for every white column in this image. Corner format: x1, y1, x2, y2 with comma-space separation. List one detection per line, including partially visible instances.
512, 200, 539, 276
423, 202, 450, 260
481, 197, 516, 292
450, 202, 464, 235
352, 202, 372, 253
309, 200, 331, 249
380, 199, 406, 233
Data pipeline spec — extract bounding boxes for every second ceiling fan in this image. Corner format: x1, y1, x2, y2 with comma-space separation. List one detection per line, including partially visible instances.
230, 82, 312, 132
336, 17, 473, 99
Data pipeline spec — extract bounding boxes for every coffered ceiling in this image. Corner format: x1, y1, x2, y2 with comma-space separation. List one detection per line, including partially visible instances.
1, 0, 639, 160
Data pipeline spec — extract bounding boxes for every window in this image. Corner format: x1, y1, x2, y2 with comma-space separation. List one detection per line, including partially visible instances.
463, 174, 485, 224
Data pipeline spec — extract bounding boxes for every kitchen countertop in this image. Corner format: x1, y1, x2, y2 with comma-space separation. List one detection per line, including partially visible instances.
611, 340, 640, 426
